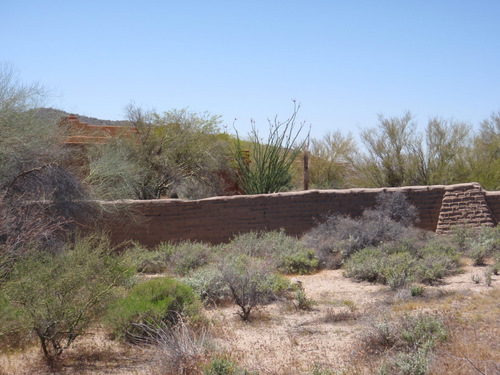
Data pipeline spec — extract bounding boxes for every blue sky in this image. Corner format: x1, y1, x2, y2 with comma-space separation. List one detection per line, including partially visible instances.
2, 1, 499, 139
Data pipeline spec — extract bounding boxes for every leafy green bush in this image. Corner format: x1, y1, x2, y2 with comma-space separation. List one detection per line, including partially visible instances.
282, 249, 319, 275
106, 276, 201, 342
1, 234, 132, 360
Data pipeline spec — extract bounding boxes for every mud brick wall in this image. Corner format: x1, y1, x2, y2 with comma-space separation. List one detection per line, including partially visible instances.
485, 191, 500, 224
435, 183, 497, 233
103, 184, 463, 247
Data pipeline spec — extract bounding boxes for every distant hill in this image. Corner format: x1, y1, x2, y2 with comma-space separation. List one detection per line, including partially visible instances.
33, 107, 132, 126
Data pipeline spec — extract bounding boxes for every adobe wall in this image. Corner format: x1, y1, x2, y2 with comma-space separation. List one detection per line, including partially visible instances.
103, 183, 498, 247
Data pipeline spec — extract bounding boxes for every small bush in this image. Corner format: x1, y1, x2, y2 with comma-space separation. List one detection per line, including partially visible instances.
219, 254, 281, 321
303, 191, 422, 268
282, 249, 319, 275
222, 230, 319, 274
106, 276, 201, 342
183, 266, 231, 306
409, 285, 425, 297
204, 356, 247, 375
343, 237, 460, 287
1, 234, 133, 361
123, 243, 170, 274
364, 313, 446, 374
295, 289, 315, 311
168, 241, 213, 276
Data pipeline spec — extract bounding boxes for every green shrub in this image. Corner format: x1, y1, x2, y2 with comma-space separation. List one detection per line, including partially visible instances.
219, 254, 281, 321
183, 266, 231, 305
409, 285, 425, 297
1, 234, 133, 360
122, 243, 170, 274
344, 237, 460, 287
222, 230, 319, 274
204, 356, 247, 375
168, 241, 212, 276
106, 276, 201, 342
281, 249, 319, 274
367, 313, 447, 375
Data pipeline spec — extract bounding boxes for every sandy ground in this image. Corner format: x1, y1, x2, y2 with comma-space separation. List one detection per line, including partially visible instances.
1, 260, 497, 375
206, 260, 498, 374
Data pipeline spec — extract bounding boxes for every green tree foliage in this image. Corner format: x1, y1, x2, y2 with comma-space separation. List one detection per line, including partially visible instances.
0, 65, 95, 278
308, 131, 357, 188
467, 112, 500, 190
0, 64, 66, 188
85, 105, 231, 200
232, 103, 306, 194
1, 235, 132, 361
355, 111, 471, 187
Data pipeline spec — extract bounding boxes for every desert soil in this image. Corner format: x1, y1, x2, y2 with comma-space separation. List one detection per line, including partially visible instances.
1, 260, 497, 375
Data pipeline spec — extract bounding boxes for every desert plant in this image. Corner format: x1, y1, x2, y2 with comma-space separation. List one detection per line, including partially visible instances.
86, 105, 231, 200
222, 230, 319, 274
122, 243, 170, 274
183, 265, 231, 306
471, 274, 481, 284
168, 241, 213, 276
219, 254, 280, 321
130, 317, 208, 374
1, 234, 133, 361
303, 191, 422, 267
295, 289, 315, 311
204, 356, 248, 375
232, 102, 306, 194
409, 285, 425, 297
106, 276, 201, 342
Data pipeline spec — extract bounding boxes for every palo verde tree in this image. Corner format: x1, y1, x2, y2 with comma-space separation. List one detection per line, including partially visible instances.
85, 105, 232, 200
308, 131, 358, 189
354, 111, 471, 187
0, 65, 95, 280
467, 111, 500, 190
232, 102, 307, 194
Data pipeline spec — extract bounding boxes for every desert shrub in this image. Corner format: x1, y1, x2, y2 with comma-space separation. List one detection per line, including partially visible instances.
122, 243, 170, 274
377, 349, 430, 375
344, 238, 460, 287
303, 191, 422, 268
204, 356, 248, 375
364, 313, 447, 375
342, 247, 385, 283
222, 230, 319, 274
295, 289, 315, 310
183, 265, 231, 305
219, 254, 284, 320
168, 241, 213, 276
409, 285, 425, 297
133, 319, 208, 375
1, 234, 132, 361
106, 276, 201, 342
282, 249, 319, 275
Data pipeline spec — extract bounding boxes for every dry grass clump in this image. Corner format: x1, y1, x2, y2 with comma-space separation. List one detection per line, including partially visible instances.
429, 288, 500, 375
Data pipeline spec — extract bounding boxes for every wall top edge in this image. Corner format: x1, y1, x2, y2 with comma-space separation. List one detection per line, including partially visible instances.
95, 183, 489, 205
